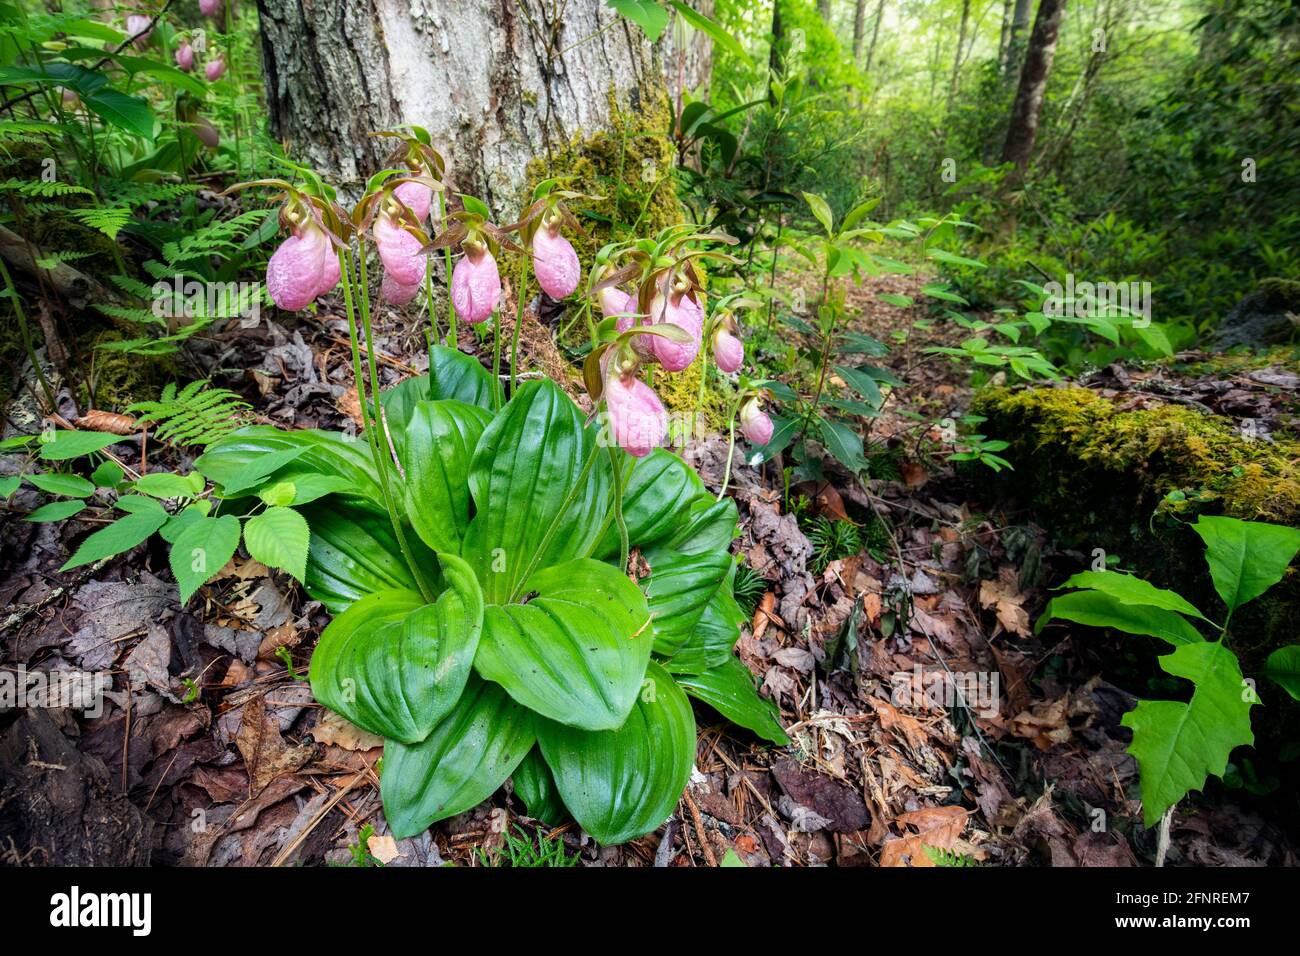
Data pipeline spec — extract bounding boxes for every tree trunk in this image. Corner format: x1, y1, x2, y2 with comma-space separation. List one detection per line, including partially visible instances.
255, 0, 664, 207
1001, 0, 1066, 174
947, 0, 971, 111
997, 0, 1013, 70
819, 0, 833, 27
1003, 0, 1033, 78
768, 0, 786, 101
852, 0, 868, 63
865, 0, 885, 73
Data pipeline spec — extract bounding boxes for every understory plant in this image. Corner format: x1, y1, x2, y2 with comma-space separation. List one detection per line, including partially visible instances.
18, 137, 788, 845
1037, 515, 1300, 827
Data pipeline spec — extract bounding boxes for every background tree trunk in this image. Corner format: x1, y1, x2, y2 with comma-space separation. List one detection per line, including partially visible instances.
852, 0, 868, 64
1001, 0, 1066, 174
1003, 0, 1034, 78
864, 0, 885, 74
255, 0, 665, 207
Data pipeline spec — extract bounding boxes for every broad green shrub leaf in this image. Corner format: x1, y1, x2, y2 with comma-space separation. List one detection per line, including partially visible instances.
1192, 516, 1300, 615
402, 400, 492, 553
1122, 641, 1256, 827
1263, 646, 1300, 701
381, 676, 535, 838
607, 0, 670, 42
299, 499, 437, 613
160, 503, 210, 544
26, 500, 86, 522
196, 427, 383, 505
243, 506, 309, 582
802, 191, 833, 234
82, 88, 154, 137
675, 655, 789, 745
475, 559, 652, 730
538, 661, 695, 845
134, 471, 203, 499
511, 747, 570, 826
1059, 570, 1209, 621
645, 550, 733, 657
1037, 590, 1204, 646
39, 430, 119, 460
594, 449, 705, 558
820, 419, 869, 473
0, 475, 21, 499
61, 500, 168, 570
170, 514, 241, 603
26, 472, 95, 497
310, 554, 483, 743
461, 381, 609, 603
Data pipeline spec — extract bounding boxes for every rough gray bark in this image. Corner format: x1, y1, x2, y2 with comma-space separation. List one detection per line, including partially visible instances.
1003, 0, 1034, 78
255, 0, 664, 207
1001, 0, 1067, 174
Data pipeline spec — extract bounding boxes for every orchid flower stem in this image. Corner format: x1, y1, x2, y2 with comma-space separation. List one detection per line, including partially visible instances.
608, 445, 629, 572
438, 192, 456, 348
424, 255, 438, 355
491, 309, 503, 412
694, 335, 710, 441
341, 246, 434, 603
718, 407, 738, 502
510, 254, 528, 395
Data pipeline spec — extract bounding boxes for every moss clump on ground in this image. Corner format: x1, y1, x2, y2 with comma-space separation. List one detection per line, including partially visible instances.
973, 385, 1300, 667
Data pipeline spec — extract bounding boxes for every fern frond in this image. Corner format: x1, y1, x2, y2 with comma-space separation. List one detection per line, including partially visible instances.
34, 250, 95, 269
126, 380, 250, 446
69, 206, 134, 239
0, 178, 95, 198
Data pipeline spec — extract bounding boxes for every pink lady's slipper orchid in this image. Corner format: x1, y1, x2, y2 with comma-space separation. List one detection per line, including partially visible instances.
200, 0, 222, 17
373, 209, 425, 288
532, 221, 580, 300
126, 14, 152, 48
394, 179, 433, 224
175, 43, 195, 72
266, 222, 333, 312
451, 242, 501, 324
205, 57, 227, 82
382, 272, 421, 306
599, 285, 630, 319
602, 350, 667, 458
194, 116, 220, 150
712, 326, 744, 373
648, 279, 703, 372
739, 398, 774, 446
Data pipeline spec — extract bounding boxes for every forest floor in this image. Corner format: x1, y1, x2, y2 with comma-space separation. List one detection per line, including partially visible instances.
2, 268, 1296, 868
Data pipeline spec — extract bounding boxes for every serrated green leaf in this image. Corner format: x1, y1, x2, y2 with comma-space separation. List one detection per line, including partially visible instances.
38, 430, 119, 460
258, 481, 296, 507
133, 471, 200, 499
243, 506, 309, 582
0, 475, 20, 499
1262, 645, 1300, 701
169, 514, 241, 603
25, 500, 87, 522
25, 472, 95, 497
60, 505, 168, 570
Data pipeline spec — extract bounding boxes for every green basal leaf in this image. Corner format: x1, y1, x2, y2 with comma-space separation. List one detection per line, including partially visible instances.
1058, 570, 1209, 621
650, 493, 738, 558
594, 449, 706, 559
381, 676, 536, 838
169, 514, 241, 604
311, 554, 484, 743
429, 346, 502, 410
1262, 645, 1300, 701
243, 506, 310, 582
461, 380, 609, 603
1122, 641, 1256, 828
511, 746, 570, 826
661, 565, 745, 675
299, 498, 438, 613
196, 427, 384, 505
675, 655, 789, 745
1192, 516, 1300, 615
402, 399, 492, 554
645, 550, 733, 657
538, 661, 695, 846
475, 559, 652, 731
1037, 590, 1204, 646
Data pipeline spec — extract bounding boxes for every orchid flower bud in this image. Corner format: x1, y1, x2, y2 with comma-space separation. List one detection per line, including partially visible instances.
373, 210, 425, 287
712, 326, 744, 373
739, 398, 774, 446
175, 43, 195, 72
603, 354, 668, 458
451, 244, 500, 323
266, 222, 329, 312
381, 272, 421, 306
205, 57, 227, 82
393, 179, 432, 224
200, 0, 222, 17
126, 14, 152, 48
532, 221, 580, 299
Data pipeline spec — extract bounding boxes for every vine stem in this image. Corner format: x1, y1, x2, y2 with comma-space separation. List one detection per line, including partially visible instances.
339, 246, 435, 602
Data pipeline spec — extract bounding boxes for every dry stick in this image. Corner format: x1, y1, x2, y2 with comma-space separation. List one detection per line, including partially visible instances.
681, 789, 717, 867
270, 771, 367, 868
